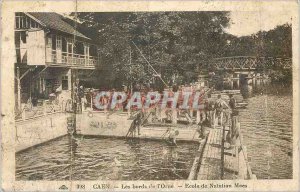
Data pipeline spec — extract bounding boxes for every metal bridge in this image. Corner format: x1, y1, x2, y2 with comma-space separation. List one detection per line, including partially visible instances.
211, 56, 292, 71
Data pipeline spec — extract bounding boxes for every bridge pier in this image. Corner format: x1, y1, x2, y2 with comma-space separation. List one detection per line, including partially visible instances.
233, 73, 240, 89
253, 73, 259, 87
246, 72, 254, 85
230, 80, 234, 89
218, 69, 272, 91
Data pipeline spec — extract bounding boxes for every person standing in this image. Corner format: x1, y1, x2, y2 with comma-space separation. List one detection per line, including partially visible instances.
229, 94, 236, 113
204, 94, 215, 127
228, 94, 237, 127
126, 118, 138, 138
78, 85, 84, 113
136, 111, 142, 135
226, 94, 238, 146
213, 94, 231, 128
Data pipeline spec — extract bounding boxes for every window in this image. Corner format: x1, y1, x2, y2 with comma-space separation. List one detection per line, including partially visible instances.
67, 39, 74, 54
56, 35, 62, 49
90, 45, 97, 56
46, 35, 52, 48
52, 34, 57, 50
75, 42, 84, 55
62, 76, 68, 90
62, 37, 67, 52
15, 13, 40, 29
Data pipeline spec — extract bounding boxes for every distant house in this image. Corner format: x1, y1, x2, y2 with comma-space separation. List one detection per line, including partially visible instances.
15, 12, 101, 108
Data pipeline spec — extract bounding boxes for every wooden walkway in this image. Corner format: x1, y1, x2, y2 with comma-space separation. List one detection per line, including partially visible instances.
197, 127, 223, 179
196, 125, 256, 180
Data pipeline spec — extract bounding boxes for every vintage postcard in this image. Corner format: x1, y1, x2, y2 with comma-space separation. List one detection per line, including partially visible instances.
0, 1, 299, 191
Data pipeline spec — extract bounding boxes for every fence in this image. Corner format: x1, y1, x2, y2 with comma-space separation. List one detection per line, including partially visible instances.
15, 99, 73, 121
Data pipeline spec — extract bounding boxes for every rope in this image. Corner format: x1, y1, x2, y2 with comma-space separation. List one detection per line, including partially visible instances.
131, 41, 168, 87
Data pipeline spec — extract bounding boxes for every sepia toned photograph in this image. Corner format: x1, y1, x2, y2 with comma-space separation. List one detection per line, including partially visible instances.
1, 1, 299, 191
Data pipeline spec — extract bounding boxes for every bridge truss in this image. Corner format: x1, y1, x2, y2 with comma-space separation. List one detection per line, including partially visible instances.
211, 56, 292, 71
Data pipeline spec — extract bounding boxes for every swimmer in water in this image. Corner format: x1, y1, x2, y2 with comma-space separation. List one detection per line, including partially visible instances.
167, 129, 179, 146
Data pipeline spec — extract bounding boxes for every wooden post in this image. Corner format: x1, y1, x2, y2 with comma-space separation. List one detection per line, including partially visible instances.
236, 73, 240, 89
158, 107, 163, 122
196, 110, 200, 124
17, 67, 21, 110
232, 116, 237, 139
84, 43, 89, 67
61, 100, 64, 112
236, 122, 241, 177
230, 80, 234, 90
43, 100, 47, 116
127, 101, 131, 117
90, 94, 93, 109
82, 99, 85, 112
21, 103, 26, 120
213, 110, 216, 128
172, 109, 177, 124
220, 112, 223, 127
221, 125, 225, 179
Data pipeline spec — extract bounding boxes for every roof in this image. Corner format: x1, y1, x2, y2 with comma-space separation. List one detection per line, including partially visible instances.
26, 12, 90, 40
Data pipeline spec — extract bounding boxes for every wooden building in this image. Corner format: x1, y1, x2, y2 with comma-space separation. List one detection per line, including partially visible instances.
14, 12, 101, 108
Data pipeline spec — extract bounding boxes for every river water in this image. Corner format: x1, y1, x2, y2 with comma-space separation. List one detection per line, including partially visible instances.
16, 137, 197, 180
16, 82, 293, 180
238, 83, 293, 179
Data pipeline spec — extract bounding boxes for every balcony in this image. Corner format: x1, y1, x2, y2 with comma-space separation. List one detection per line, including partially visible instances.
47, 50, 100, 69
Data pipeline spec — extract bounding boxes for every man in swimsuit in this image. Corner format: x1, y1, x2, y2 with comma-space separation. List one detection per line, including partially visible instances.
213, 94, 231, 128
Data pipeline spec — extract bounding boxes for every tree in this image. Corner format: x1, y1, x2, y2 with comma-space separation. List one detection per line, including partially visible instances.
222, 23, 292, 58
73, 12, 231, 88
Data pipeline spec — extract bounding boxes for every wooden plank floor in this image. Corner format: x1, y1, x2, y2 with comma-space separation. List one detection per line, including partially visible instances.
197, 128, 222, 180
197, 127, 238, 180
223, 144, 238, 179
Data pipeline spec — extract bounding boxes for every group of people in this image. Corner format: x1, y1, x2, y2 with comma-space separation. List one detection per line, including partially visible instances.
198, 93, 238, 147
76, 83, 238, 147
125, 92, 238, 146
202, 94, 235, 128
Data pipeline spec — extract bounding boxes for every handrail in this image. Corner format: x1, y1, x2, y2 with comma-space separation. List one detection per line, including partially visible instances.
212, 56, 292, 69
47, 51, 100, 67
15, 100, 70, 121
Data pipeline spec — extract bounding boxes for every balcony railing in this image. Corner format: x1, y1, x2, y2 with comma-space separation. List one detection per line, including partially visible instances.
47, 50, 100, 69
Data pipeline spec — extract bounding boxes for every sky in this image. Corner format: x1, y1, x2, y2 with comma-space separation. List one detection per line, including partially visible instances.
64, 11, 293, 37
225, 11, 293, 37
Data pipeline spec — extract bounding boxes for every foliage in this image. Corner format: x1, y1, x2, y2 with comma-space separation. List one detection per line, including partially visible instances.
223, 24, 292, 58
74, 12, 230, 88
73, 13, 292, 88
269, 69, 292, 84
